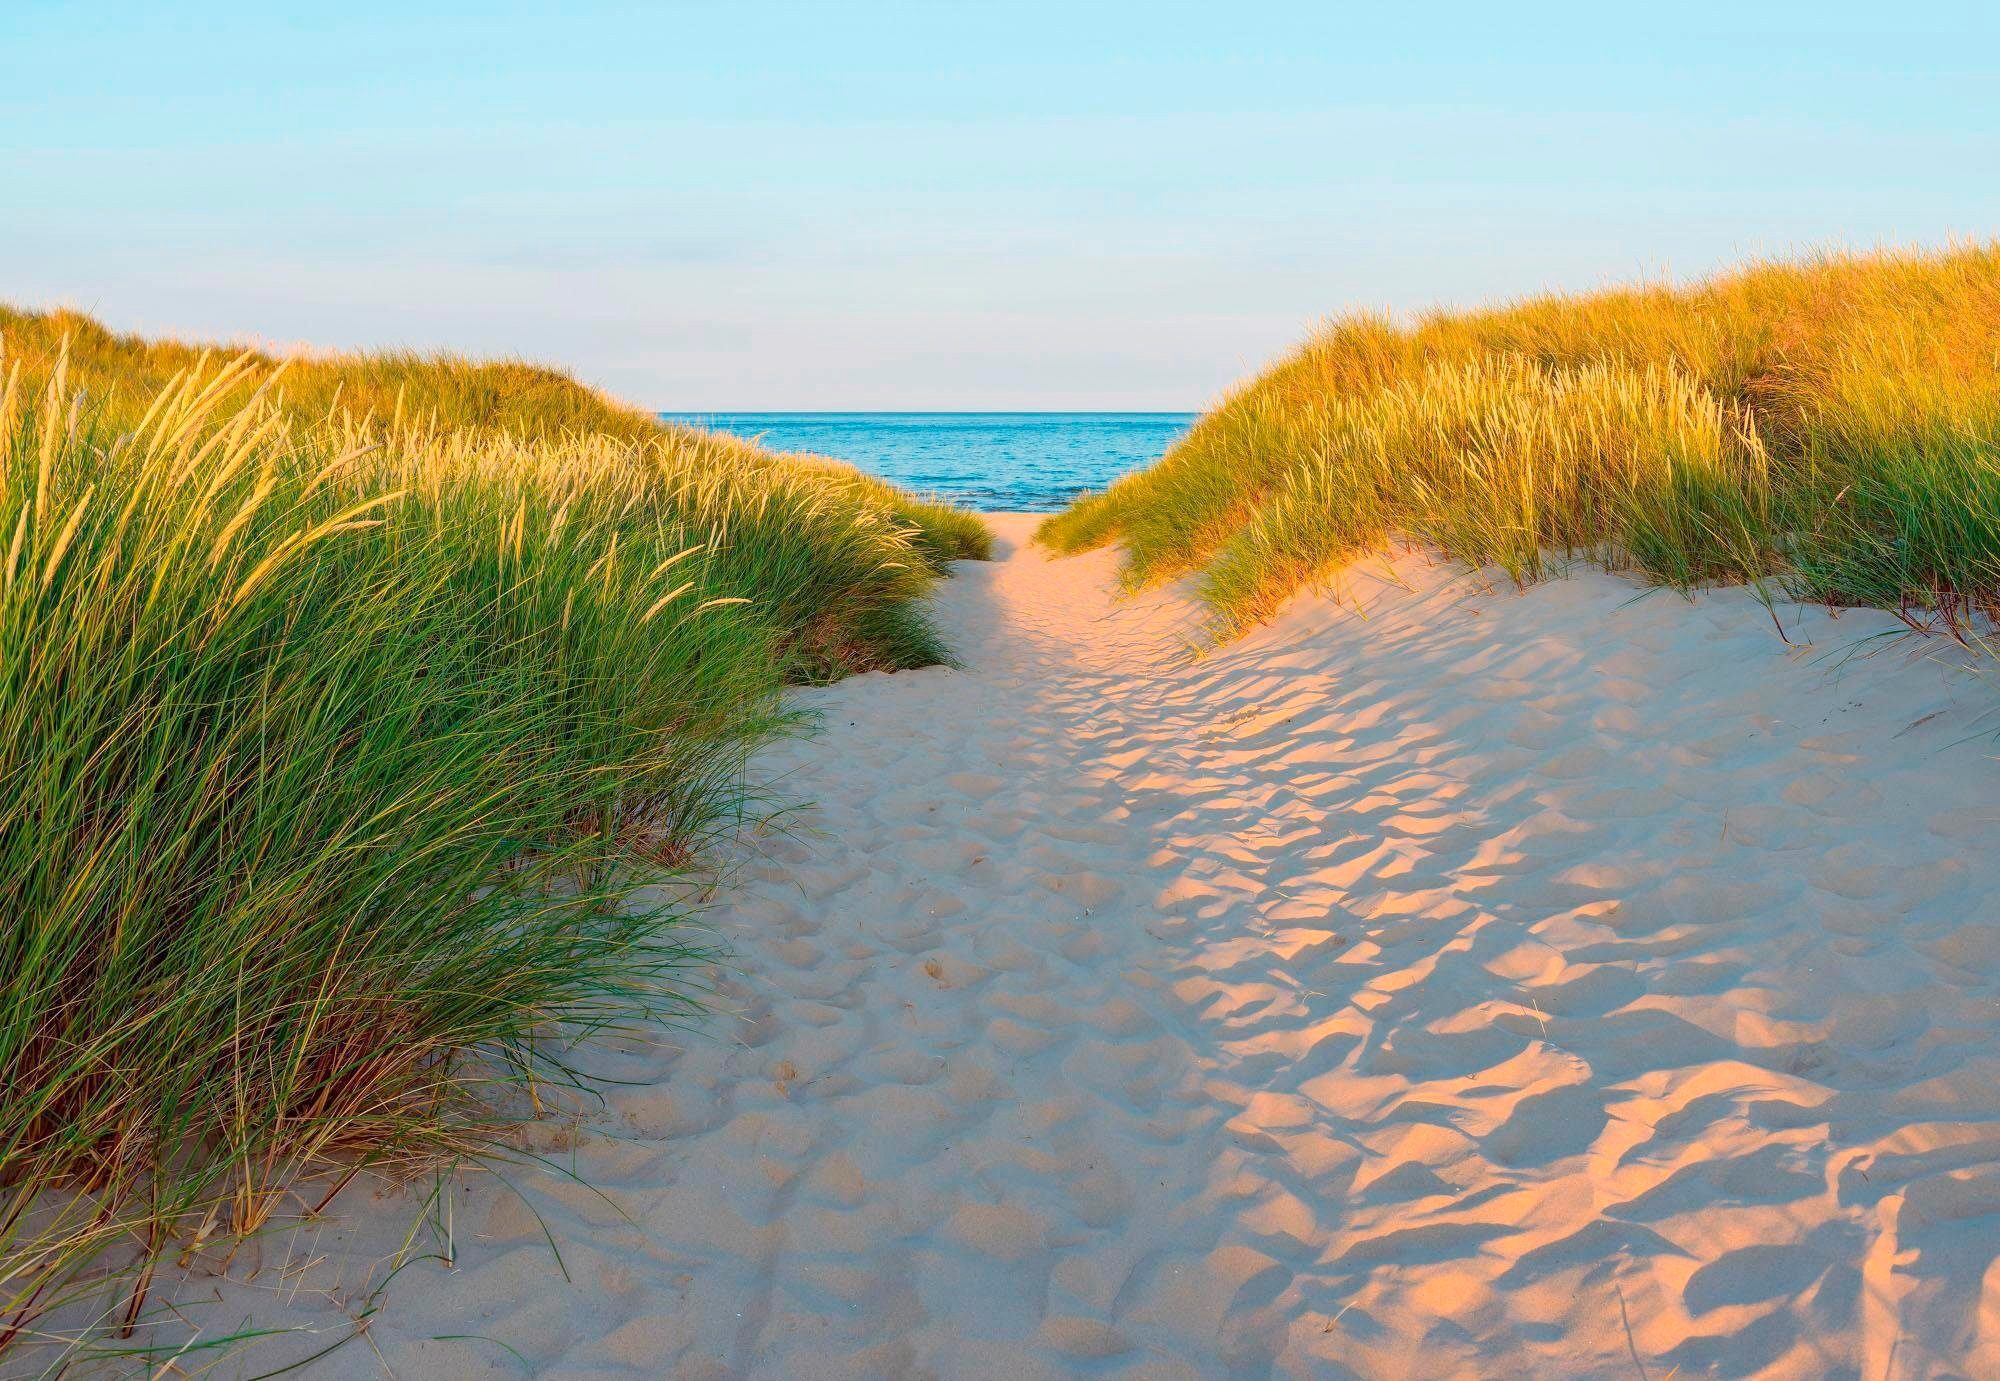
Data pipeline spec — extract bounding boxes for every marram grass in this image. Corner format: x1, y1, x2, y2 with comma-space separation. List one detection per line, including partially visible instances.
0, 304, 664, 441
0, 330, 985, 1366
1040, 242, 2000, 638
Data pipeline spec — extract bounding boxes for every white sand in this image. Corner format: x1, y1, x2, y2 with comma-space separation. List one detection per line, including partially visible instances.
159, 514, 2000, 1377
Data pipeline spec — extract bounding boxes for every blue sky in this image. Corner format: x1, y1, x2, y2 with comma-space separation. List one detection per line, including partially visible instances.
4, 2, 1995, 409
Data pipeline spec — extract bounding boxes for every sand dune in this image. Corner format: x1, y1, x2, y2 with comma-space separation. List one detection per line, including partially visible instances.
146, 514, 2000, 1378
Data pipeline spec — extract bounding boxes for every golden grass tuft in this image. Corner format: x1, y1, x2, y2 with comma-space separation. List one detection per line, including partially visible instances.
1039, 242, 2000, 639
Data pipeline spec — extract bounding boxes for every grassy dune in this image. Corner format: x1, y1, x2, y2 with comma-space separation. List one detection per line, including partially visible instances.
0, 313, 985, 1362
0, 305, 664, 441
1040, 243, 2000, 636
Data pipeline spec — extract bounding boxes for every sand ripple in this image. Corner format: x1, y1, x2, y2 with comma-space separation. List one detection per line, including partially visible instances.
161, 518, 2000, 1378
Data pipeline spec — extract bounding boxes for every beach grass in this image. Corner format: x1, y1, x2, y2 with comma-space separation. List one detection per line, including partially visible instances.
0, 305, 667, 442
1038, 242, 2000, 637
0, 314, 984, 1363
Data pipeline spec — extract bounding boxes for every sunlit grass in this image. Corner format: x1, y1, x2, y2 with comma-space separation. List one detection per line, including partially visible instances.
0, 305, 666, 441
0, 324, 985, 1365
1040, 242, 2000, 638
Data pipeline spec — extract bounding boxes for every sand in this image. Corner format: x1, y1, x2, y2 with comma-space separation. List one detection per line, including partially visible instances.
135, 514, 2000, 1378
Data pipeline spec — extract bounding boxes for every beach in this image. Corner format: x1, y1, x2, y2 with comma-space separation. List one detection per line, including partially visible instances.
8, 11, 1993, 1375
149, 514, 2000, 1378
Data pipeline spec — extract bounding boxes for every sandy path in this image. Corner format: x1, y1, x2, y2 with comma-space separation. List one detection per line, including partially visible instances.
161, 514, 2000, 1379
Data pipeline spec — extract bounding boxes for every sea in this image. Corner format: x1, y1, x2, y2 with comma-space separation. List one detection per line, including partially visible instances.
658, 413, 1196, 513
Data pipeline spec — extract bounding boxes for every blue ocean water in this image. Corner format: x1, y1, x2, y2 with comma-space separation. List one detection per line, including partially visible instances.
659, 413, 1196, 513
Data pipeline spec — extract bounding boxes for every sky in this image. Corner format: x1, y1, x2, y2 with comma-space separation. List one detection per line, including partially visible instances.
3, 2, 1996, 410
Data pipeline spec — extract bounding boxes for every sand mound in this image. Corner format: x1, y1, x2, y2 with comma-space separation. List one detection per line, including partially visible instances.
127, 515, 2000, 1378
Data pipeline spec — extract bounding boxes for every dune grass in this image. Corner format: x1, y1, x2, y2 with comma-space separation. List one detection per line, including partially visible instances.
1039, 243, 2000, 637
0, 305, 666, 442
0, 322, 986, 1365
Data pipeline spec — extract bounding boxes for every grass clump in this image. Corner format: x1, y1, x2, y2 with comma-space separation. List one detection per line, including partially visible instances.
1039, 242, 2000, 638
0, 305, 666, 441
0, 329, 983, 1366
